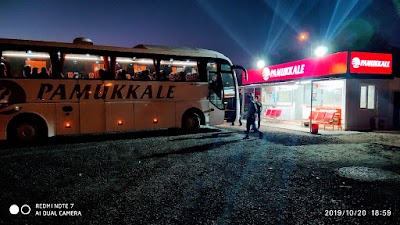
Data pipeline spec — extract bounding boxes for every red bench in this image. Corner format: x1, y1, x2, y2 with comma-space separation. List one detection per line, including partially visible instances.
265, 108, 282, 121
307, 110, 342, 130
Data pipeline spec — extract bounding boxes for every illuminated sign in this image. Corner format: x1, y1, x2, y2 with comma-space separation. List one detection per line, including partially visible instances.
243, 51, 394, 85
350, 52, 392, 74
243, 52, 348, 84
262, 64, 305, 81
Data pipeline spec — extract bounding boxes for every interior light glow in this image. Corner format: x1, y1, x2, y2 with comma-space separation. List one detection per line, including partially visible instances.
3, 51, 50, 58
65, 55, 103, 61
65, 122, 71, 128
160, 60, 197, 66
116, 58, 135, 63
116, 58, 153, 64
117, 120, 123, 125
153, 118, 158, 123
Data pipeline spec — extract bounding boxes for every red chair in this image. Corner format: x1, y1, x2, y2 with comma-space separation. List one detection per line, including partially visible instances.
309, 111, 318, 121
314, 111, 326, 123
270, 109, 278, 117
274, 109, 282, 118
323, 111, 340, 130
265, 109, 272, 117
266, 109, 281, 122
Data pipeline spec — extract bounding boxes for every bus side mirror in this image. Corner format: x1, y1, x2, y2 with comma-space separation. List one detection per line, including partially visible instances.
233, 65, 248, 81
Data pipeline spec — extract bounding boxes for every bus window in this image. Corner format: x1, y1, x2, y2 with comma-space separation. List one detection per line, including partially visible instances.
118, 57, 156, 81
207, 61, 217, 73
115, 57, 133, 80
221, 63, 231, 72
160, 59, 199, 82
2, 50, 51, 78
63, 53, 104, 79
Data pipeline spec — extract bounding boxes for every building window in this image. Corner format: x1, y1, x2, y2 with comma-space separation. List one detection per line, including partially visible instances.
360, 84, 375, 109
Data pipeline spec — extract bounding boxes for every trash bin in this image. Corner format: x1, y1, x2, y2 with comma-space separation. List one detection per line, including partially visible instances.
311, 123, 319, 134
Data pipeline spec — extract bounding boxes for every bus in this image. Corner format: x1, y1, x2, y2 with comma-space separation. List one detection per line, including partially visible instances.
0, 37, 246, 142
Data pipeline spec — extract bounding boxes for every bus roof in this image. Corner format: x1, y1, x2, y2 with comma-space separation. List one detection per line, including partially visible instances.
0, 38, 232, 64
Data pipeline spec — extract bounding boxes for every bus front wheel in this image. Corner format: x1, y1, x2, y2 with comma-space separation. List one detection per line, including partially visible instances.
182, 113, 200, 132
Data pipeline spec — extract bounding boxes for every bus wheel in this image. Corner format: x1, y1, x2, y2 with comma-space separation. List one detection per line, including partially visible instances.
182, 113, 200, 132
9, 119, 46, 143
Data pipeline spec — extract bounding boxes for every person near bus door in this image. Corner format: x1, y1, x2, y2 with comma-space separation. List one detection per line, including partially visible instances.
244, 93, 263, 139
238, 90, 243, 126
255, 95, 262, 129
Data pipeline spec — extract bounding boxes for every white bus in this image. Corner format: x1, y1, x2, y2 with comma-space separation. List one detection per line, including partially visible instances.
0, 37, 245, 142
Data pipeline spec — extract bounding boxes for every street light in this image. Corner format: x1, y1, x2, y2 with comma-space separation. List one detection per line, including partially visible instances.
257, 59, 266, 68
314, 45, 328, 57
298, 32, 309, 42
298, 32, 329, 57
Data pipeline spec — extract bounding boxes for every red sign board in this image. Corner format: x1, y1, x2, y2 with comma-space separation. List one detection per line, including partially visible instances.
350, 52, 392, 74
243, 52, 348, 84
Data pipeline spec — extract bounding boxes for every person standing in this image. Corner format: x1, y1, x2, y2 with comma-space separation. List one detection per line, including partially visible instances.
238, 90, 243, 126
244, 94, 263, 139
255, 95, 262, 129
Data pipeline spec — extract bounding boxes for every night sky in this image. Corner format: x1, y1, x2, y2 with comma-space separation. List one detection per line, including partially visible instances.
1, 0, 399, 68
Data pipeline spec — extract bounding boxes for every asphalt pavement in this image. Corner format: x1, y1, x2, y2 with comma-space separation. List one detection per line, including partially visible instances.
0, 125, 399, 225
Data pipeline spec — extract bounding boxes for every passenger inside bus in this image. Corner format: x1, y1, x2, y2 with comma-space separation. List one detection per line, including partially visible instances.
23, 65, 32, 78
150, 72, 157, 80
38, 67, 50, 79
31, 67, 39, 78
159, 70, 168, 81
0, 63, 7, 78
116, 69, 127, 80
141, 69, 151, 81
132, 71, 141, 80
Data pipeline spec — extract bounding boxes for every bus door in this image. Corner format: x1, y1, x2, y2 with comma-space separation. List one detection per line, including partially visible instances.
78, 79, 106, 134
221, 64, 237, 122
207, 62, 225, 125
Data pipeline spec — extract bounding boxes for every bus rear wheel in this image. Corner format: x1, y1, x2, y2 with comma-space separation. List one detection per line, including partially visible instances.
8, 119, 46, 143
182, 113, 200, 132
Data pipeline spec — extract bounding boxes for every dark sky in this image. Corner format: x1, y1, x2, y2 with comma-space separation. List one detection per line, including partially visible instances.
1, 0, 399, 68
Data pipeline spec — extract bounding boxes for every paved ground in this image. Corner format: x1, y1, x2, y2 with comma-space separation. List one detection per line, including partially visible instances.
0, 124, 399, 225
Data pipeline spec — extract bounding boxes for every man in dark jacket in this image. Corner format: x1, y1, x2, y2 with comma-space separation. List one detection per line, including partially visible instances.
244, 94, 263, 139
255, 95, 262, 129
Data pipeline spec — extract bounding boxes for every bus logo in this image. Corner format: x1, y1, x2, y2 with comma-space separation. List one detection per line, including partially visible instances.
0, 80, 26, 114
